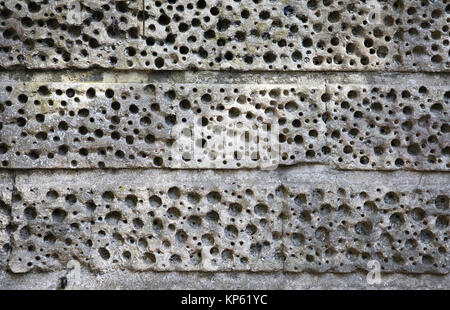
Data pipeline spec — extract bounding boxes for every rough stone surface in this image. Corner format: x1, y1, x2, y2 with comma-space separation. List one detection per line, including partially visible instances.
0, 172, 12, 270
0, 0, 449, 71
1, 269, 449, 290
0, 77, 326, 169
0, 72, 448, 170
3, 167, 449, 275
0, 0, 449, 290
328, 82, 449, 170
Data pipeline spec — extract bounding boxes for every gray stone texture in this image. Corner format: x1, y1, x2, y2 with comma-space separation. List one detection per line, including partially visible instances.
0, 0, 449, 290
1, 269, 449, 290
0, 172, 12, 270
1, 167, 449, 275
0, 72, 448, 170
0, 0, 448, 71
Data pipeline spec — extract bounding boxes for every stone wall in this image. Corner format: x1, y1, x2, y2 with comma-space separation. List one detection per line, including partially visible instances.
0, 0, 448, 289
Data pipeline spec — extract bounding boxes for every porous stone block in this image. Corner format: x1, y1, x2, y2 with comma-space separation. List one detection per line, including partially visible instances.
281, 169, 450, 274
9, 170, 285, 272
8, 172, 93, 273
0, 0, 448, 71
0, 72, 448, 170
6, 167, 449, 274
0, 77, 328, 169
326, 82, 449, 170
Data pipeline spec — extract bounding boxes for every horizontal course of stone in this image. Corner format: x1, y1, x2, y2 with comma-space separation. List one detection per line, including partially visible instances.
0, 0, 448, 71
0, 167, 448, 274
0, 71, 448, 170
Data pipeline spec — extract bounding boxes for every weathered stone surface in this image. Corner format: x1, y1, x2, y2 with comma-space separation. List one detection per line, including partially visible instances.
1, 269, 449, 290
1, 0, 449, 291
0, 77, 326, 169
281, 169, 450, 274
327, 83, 450, 170
6, 167, 449, 274
0, 72, 448, 170
0, 172, 12, 270
0, 0, 448, 71
9, 169, 285, 273
8, 172, 92, 273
